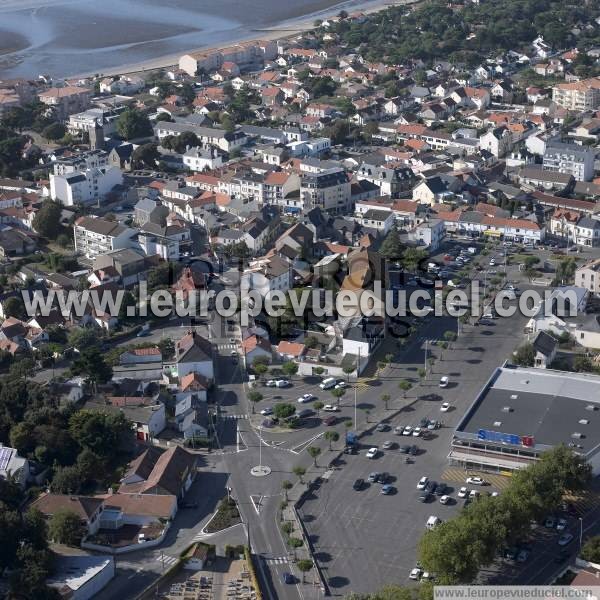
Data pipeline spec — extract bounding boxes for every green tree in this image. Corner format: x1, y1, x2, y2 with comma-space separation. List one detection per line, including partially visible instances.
581, 535, 600, 563
3, 296, 25, 319
296, 559, 313, 583
324, 430, 339, 450
41, 122, 66, 141
573, 355, 594, 373
68, 327, 100, 351
331, 387, 345, 405
247, 390, 263, 413
273, 403, 295, 420
398, 380, 412, 398
379, 225, 403, 260
71, 347, 113, 385
293, 465, 306, 483
132, 142, 159, 168
116, 108, 153, 140
281, 361, 299, 377
50, 465, 83, 494
313, 401, 324, 415
281, 480, 293, 500
48, 509, 84, 546
118, 290, 137, 321
513, 343, 535, 367
402, 248, 428, 272
307, 445, 321, 467
382, 393, 391, 410
32, 200, 64, 239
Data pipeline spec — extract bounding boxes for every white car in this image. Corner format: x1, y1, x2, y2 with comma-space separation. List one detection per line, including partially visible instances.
439, 376, 449, 388
469, 489, 480, 499
556, 518, 568, 531
394, 426, 404, 435
412, 427, 422, 437
466, 476, 485, 486
265, 380, 276, 387
297, 394, 314, 403
558, 533, 574, 547
409, 567, 423, 580
439, 495, 450, 505
322, 404, 339, 412
417, 476, 429, 490
402, 426, 413, 436
275, 379, 290, 388
260, 407, 273, 416
458, 487, 468, 498
489, 259, 496, 266
334, 381, 347, 390
440, 402, 450, 412
366, 447, 379, 459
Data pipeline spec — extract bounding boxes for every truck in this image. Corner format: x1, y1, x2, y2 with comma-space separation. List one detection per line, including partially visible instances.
345, 431, 358, 453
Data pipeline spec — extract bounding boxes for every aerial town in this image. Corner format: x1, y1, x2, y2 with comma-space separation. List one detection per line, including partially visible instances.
2, 1, 600, 599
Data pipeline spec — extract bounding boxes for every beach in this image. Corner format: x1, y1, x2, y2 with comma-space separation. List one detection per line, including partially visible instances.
0, 0, 405, 79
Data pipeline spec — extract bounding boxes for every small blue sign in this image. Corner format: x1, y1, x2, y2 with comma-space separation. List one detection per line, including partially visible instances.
478, 429, 521, 445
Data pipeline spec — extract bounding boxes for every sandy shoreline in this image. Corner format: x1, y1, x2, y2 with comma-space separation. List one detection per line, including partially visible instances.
76, 0, 412, 80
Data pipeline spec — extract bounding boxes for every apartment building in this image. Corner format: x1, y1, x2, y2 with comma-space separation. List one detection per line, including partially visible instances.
50, 167, 123, 206
154, 122, 247, 152
52, 149, 109, 175
552, 77, 600, 111
300, 168, 351, 215
575, 258, 600, 294
356, 163, 415, 198
74, 216, 136, 259
38, 86, 92, 120
543, 141, 595, 182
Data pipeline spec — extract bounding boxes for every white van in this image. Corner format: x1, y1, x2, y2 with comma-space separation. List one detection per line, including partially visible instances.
320, 377, 337, 390
426, 516, 442, 530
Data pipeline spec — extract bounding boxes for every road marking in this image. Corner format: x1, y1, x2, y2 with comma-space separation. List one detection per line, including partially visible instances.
264, 556, 289, 565
290, 431, 325, 454
152, 552, 178, 567
250, 495, 263, 515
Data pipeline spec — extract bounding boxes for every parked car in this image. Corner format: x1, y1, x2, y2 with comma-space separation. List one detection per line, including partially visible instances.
439, 495, 450, 505
394, 426, 404, 435
382, 440, 394, 450
412, 427, 422, 437
381, 484, 394, 495
458, 487, 469, 498
439, 376, 449, 388
417, 476, 429, 490
435, 483, 447, 496
556, 518, 568, 531
466, 476, 485, 485
265, 380, 276, 387
282, 572, 295, 584
353, 478, 365, 491
558, 533, 574, 546
275, 379, 290, 388
440, 402, 450, 412
410, 445, 419, 456
366, 447, 379, 459
297, 394, 314, 403
544, 516, 556, 528
402, 426, 413, 436
323, 415, 337, 426
367, 472, 379, 483
334, 381, 347, 390
409, 568, 422, 580
375, 423, 389, 432
322, 404, 339, 412
260, 407, 273, 416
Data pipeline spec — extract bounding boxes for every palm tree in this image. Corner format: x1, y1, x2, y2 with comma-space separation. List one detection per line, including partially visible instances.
324, 430, 339, 450
381, 394, 391, 410
293, 466, 306, 483
281, 480, 293, 501
307, 446, 321, 467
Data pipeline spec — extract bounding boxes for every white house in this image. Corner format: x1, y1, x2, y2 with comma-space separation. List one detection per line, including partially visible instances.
50, 166, 123, 206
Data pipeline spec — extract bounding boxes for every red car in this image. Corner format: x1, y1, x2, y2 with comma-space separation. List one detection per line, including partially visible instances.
323, 416, 337, 426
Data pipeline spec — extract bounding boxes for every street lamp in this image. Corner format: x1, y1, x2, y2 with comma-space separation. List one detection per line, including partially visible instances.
579, 516, 583, 550
250, 424, 271, 477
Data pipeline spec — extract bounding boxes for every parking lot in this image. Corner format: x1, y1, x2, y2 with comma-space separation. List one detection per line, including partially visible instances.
295, 300, 535, 596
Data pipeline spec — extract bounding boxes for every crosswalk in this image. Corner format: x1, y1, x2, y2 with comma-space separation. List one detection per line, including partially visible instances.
563, 490, 600, 517
264, 556, 289, 566
217, 343, 238, 351
152, 551, 178, 567
220, 414, 248, 421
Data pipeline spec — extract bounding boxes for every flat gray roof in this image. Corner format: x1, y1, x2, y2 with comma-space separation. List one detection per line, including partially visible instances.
456, 366, 600, 457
